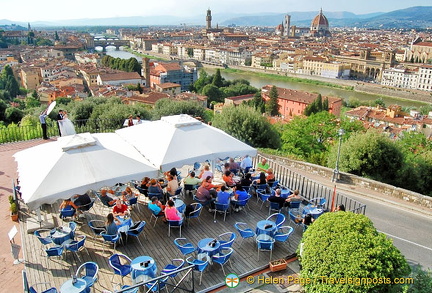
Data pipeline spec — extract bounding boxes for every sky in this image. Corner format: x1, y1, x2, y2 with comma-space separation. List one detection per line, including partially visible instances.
0, 0, 431, 22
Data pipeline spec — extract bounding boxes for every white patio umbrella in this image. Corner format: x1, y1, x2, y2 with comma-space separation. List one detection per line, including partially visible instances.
14, 132, 159, 210
115, 114, 257, 171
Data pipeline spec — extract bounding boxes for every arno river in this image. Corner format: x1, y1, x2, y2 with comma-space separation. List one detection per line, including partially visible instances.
104, 48, 426, 108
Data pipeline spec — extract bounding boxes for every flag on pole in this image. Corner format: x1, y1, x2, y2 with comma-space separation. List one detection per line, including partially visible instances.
330, 184, 337, 212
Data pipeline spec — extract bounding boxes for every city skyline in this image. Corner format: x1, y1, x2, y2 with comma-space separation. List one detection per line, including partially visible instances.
1, 0, 431, 22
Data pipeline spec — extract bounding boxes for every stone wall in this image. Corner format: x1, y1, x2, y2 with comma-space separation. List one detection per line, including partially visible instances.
265, 154, 432, 210
354, 83, 432, 103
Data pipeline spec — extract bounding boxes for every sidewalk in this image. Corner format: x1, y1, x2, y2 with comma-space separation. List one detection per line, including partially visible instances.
0, 139, 54, 293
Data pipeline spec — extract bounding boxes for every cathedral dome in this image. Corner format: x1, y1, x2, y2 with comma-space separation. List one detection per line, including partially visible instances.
311, 9, 329, 28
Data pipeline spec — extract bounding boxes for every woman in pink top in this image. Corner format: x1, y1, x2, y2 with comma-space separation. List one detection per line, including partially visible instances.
164, 200, 182, 221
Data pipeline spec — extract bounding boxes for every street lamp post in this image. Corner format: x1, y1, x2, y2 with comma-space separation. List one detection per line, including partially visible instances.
332, 128, 345, 182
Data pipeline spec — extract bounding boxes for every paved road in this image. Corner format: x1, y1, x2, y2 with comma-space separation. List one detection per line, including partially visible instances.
346, 192, 432, 270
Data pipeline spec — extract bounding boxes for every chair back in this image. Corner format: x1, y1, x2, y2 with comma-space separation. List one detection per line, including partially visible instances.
77, 261, 98, 282
275, 213, 286, 227
88, 220, 106, 236
234, 222, 254, 238
174, 187, 183, 197
290, 201, 301, 211
109, 253, 132, 276
46, 246, 63, 257
184, 184, 196, 191
101, 233, 119, 242
60, 207, 76, 219
257, 238, 275, 251
186, 256, 208, 272
69, 221, 77, 238
218, 232, 236, 249
236, 194, 251, 207
161, 258, 185, 278
256, 183, 269, 191
215, 202, 229, 212
34, 230, 53, 245
130, 221, 146, 234
274, 226, 294, 242
168, 220, 183, 227
188, 203, 202, 218
271, 180, 279, 189
212, 247, 234, 265
128, 197, 138, 205
257, 190, 270, 202
174, 238, 196, 255
269, 201, 281, 212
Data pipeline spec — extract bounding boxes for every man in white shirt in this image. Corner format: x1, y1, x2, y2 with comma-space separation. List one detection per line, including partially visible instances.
240, 155, 253, 173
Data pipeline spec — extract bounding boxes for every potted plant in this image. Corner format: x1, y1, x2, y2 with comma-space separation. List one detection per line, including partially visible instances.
9, 195, 18, 221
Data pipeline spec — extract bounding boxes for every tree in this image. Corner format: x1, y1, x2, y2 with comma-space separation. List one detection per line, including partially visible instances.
54, 31, 59, 41
212, 104, 281, 149
212, 69, 224, 88
0, 99, 7, 121
152, 99, 205, 120
300, 212, 410, 293
328, 129, 403, 184
304, 94, 327, 116
265, 85, 280, 116
4, 107, 23, 123
201, 84, 222, 104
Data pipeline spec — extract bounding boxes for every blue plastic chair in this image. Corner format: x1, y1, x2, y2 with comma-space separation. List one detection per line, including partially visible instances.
271, 180, 280, 189
274, 226, 294, 248
68, 221, 77, 239
76, 262, 98, 291
257, 190, 271, 210
186, 256, 209, 285
64, 235, 89, 262
183, 184, 197, 197
289, 210, 304, 230
34, 229, 53, 253
146, 276, 169, 292
310, 197, 327, 209
268, 201, 281, 215
29, 283, 58, 293
193, 194, 211, 207
289, 201, 301, 213
234, 222, 255, 246
218, 232, 236, 249
212, 247, 234, 276
127, 196, 140, 212
45, 246, 63, 268
267, 213, 286, 228
126, 221, 146, 247
88, 220, 106, 239
59, 206, 76, 222
120, 285, 139, 293
185, 203, 202, 226
161, 258, 185, 279
109, 253, 132, 284
101, 232, 121, 252
214, 202, 230, 221
174, 186, 183, 198
257, 238, 275, 261
168, 219, 183, 237
173, 238, 196, 257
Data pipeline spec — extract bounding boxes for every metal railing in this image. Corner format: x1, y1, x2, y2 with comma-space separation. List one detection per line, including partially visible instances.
114, 264, 195, 293
0, 118, 125, 144
252, 154, 367, 214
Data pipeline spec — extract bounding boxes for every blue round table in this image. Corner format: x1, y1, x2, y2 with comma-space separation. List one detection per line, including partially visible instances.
302, 205, 324, 219
131, 256, 157, 285
174, 198, 186, 214
51, 227, 72, 245
198, 238, 220, 264
256, 220, 277, 236
60, 277, 87, 293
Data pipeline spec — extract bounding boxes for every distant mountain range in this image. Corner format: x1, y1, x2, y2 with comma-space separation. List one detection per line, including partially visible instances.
0, 6, 431, 29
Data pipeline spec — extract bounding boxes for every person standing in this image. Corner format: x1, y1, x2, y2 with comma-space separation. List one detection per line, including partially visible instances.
56, 110, 63, 136
39, 109, 49, 140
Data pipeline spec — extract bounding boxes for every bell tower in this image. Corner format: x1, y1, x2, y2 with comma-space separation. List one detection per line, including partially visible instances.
206, 8, 212, 30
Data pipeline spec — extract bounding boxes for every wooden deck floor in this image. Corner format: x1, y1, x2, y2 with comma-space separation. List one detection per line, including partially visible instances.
20, 193, 303, 292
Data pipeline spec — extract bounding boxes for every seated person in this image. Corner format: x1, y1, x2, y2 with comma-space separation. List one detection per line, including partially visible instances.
148, 196, 166, 222
73, 192, 92, 211
240, 155, 253, 173
139, 177, 151, 196
287, 189, 302, 202
183, 171, 201, 186
266, 168, 276, 185
222, 171, 236, 187
112, 199, 129, 217
251, 172, 269, 194
223, 162, 230, 173
166, 175, 179, 198
164, 200, 183, 221
231, 184, 249, 212
198, 165, 213, 179
122, 186, 137, 202
106, 213, 120, 235
164, 167, 178, 181
240, 173, 253, 188
99, 189, 116, 207
59, 198, 78, 212
148, 179, 164, 201
303, 213, 314, 227
256, 158, 270, 172
215, 186, 231, 206
335, 204, 345, 212
196, 176, 221, 209
268, 188, 290, 209
228, 158, 240, 174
